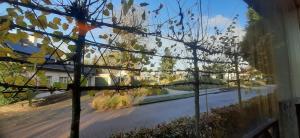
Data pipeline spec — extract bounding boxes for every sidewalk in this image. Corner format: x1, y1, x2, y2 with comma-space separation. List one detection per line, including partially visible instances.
135, 88, 225, 105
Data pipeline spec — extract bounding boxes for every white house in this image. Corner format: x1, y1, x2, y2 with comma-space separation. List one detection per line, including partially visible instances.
2, 37, 115, 87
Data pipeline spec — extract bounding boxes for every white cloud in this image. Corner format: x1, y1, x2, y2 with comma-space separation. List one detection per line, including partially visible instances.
208, 15, 233, 27
206, 15, 246, 41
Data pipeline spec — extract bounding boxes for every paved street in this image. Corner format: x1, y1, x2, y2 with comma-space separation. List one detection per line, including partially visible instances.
0, 86, 274, 138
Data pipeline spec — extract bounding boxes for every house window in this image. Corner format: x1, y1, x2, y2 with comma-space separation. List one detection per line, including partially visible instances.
59, 77, 68, 83
88, 77, 92, 86
47, 76, 52, 86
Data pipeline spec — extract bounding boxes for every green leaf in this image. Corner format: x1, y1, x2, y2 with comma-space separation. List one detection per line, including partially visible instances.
106, 3, 113, 10
53, 31, 63, 36
68, 45, 76, 52
53, 31, 63, 42
48, 22, 59, 30
103, 9, 110, 16
99, 34, 108, 39
25, 11, 38, 26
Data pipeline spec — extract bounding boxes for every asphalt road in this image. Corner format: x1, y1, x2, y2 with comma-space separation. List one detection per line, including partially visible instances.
0, 86, 274, 138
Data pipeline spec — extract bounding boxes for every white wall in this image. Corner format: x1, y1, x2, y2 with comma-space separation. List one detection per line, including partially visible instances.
44, 71, 74, 86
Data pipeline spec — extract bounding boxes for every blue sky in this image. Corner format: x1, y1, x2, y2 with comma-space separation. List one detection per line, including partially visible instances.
0, 0, 249, 69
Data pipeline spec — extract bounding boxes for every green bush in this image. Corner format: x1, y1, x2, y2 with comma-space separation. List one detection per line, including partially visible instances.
87, 91, 96, 97
92, 88, 169, 110
133, 88, 168, 97
0, 88, 35, 106
0, 93, 14, 105
53, 82, 67, 89
92, 94, 134, 110
131, 79, 141, 86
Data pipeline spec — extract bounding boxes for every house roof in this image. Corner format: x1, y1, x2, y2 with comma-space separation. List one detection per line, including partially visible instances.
5, 41, 40, 55
40, 64, 74, 72
3, 41, 97, 75
40, 64, 96, 75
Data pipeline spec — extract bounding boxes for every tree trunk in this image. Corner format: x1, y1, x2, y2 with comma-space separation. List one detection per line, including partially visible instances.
192, 47, 200, 137
70, 18, 86, 138
234, 54, 242, 106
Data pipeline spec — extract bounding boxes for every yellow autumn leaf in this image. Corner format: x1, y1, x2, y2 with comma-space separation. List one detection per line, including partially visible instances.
21, 0, 31, 4
66, 16, 73, 23
37, 15, 48, 27
6, 33, 20, 43
28, 51, 46, 64
34, 32, 43, 38
16, 16, 27, 27
0, 47, 15, 57
43, 0, 51, 4
17, 30, 29, 40
62, 23, 69, 30
0, 21, 10, 31
53, 17, 61, 25
7, 8, 17, 17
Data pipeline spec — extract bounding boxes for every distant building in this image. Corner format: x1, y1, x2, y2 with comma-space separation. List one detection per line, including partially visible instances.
1, 37, 116, 87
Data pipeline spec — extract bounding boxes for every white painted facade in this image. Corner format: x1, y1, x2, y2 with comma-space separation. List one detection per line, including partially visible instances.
44, 71, 74, 86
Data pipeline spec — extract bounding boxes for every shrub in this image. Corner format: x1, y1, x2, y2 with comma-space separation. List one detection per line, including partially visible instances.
92, 94, 134, 110
88, 91, 96, 97
0, 89, 35, 106
134, 88, 168, 96
53, 82, 67, 89
92, 88, 169, 110
131, 79, 141, 86
0, 93, 14, 105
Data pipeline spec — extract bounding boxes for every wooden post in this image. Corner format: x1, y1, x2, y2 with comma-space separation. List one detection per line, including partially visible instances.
191, 46, 200, 137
